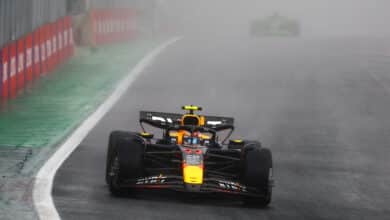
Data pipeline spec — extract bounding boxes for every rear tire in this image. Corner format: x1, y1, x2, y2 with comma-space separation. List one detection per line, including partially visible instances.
106, 132, 145, 196
241, 142, 273, 207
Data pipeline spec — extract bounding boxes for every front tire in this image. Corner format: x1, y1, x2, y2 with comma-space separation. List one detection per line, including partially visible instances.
241, 143, 273, 207
106, 132, 145, 196
107, 153, 127, 196
106, 131, 138, 184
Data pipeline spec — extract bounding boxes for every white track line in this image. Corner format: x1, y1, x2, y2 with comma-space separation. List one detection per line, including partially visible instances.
33, 37, 182, 220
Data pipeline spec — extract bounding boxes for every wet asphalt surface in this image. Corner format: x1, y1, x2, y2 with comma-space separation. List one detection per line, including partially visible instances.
53, 36, 390, 219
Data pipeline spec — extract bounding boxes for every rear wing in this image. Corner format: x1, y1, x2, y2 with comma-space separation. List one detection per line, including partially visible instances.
140, 111, 234, 131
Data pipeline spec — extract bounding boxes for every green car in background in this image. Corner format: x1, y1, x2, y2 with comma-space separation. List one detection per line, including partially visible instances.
250, 13, 301, 37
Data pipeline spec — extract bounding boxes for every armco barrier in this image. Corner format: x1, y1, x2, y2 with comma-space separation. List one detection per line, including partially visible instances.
26, 34, 33, 83
9, 43, 17, 98
17, 38, 25, 91
33, 29, 41, 78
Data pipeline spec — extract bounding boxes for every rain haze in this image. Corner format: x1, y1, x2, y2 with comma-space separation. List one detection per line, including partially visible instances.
1, 0, 390, 219
159, 0, 390, 37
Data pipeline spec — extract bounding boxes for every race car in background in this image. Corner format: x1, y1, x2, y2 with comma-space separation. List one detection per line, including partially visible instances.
106, 106, 274, 207
250, 13, 301, 37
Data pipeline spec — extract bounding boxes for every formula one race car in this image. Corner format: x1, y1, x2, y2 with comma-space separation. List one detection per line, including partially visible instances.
250, 13, 300, 37
106, 106, 273, 206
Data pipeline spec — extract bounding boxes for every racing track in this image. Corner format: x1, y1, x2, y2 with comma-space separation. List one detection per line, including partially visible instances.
52, 36, 390, 219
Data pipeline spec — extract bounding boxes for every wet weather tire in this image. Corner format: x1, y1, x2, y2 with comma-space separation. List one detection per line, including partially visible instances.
241, 143, 273, 207
107, 153, 127, 196
105, 131, 137, 184
106, 132, 145, 196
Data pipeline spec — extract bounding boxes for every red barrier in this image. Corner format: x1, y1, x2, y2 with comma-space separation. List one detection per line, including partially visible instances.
123, 11, 129, 38
105, 10, 111, 44
109, 11, 114, 42
67, 17, 74, 56
100, 11, 107, 44
40, 26, 48, 75
63, 19, 69, 59
124, 9, 134, 39
119, 11, 125, 41
117, 11, 122, 40
102, 12, 107, 43
126, 11, 131, 37
0, 47, 2, 99
102, 12, 107, 44
33, 28, 41, 78
128, 10, 137, 39
45, 24, 53, 72
57, 18, 64, 64
117, 11, 122, 41
9, 43, 17, 98
103, 10, 109, 44
91, 10, 112, 45
90, 10, 98, 45
51, 23, 58, 69
17, 38, 25, 91
1, 46, 8, 99
1, 16, 75, 101
90, 9, 137, 46
0, 48, 2, 100
25, 34, 33, 83
111, 11, 118, 42
64, 16, 74, 58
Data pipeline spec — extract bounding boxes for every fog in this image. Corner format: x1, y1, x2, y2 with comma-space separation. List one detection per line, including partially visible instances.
157, 0, 390, 37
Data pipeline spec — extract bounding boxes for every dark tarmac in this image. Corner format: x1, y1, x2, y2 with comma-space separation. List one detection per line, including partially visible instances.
53, 36, 390, 220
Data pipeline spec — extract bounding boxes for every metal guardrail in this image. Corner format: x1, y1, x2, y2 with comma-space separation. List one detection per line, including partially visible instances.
0, 0, 66, 47
67, 0, 140, 15
89, 0, 138, 8
0, 0, 152, 48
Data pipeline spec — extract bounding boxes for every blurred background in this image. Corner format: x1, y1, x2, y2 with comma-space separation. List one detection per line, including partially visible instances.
0, 0, 157, 48
1, 1, 390, 220
156, 0, 390, 37
2, 0, 390, 49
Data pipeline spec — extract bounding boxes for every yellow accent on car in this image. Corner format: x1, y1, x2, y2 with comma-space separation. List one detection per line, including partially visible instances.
199, 116, 205, 126
183, 165, 203, 184
183, 105, 201, 111
169, 131, 179, 137
232, 139, 243, 143
139, 132, 154, 139
176, 130, 190, 144
181, 114, 201, 126
200, 134, 210, 140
